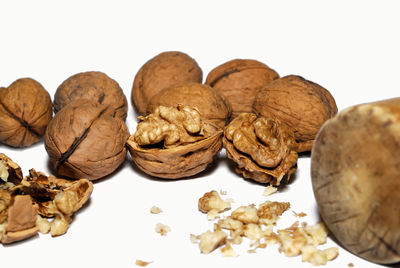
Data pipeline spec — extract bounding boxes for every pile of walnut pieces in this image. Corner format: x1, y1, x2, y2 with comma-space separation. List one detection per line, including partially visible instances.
193, 190, 338, 266
0, 153, 93, 244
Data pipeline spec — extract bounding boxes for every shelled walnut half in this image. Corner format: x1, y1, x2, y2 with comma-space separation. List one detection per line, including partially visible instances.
127, 105, 223, 179
223, 113, 298, 185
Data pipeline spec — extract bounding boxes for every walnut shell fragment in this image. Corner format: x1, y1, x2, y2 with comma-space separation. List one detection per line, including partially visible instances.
311, 98, 400, 264
253, 75, 337, 152
223, 113, 298, 185
146, 82, 231, 128
54, 71, 128, 120
206, 59, 279, 117
132, 51, 203, 115
0, 78, 52, 147
127, 105, 223, 179
45, 100, 129, 180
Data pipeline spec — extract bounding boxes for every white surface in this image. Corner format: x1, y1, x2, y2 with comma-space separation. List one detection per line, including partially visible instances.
0, 1, 399, 267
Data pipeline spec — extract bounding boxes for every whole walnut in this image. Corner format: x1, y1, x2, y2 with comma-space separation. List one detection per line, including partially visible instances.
223, 113, 298, 185
146, 82, 231, 128
205, 59, 279, 117
45, 100, 129, 180
253, 75, 337, 152
132, 51, 203, 115
54, 71, 128, 120
0, 78, 52, 147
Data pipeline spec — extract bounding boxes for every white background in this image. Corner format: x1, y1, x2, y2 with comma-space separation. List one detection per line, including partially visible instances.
0, 1, 399, 267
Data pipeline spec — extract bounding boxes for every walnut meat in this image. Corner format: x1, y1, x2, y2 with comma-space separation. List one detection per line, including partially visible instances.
146, 82, 231, 128
45, 100, 129, 180
132, 51, 203, 115
54, 71, 128, 120
126, 105, 223, 179
223, 113, 298, 185
206, 59, 279, 117
0, 78, 52, 147
253, 75, 337, 152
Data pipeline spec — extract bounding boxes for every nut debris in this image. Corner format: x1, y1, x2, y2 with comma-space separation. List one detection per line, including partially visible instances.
263, 185, 277, 196
199, 229, 227, 254
155, 223, 171, 236
198, 190, 231, 220
135, 260, 153, 266
150, 206, 162, 214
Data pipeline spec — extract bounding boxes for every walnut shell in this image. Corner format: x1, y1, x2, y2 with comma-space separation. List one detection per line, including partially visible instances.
223, 113, 298, 185
146, 82, 231, 128
253, 75, 337, 152
206, 59, 279, 117
45, 100, 129, 180
127, 105, 223, 179
132, 51, 203, 115
0, 78, 52, 147
54, 71, 128, 120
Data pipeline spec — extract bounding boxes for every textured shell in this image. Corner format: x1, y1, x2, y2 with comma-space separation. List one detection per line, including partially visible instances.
311, 98, 400, 264
0, 78, 52, 147
126, 123, 223, 179
253, 75, 337, 152
54, 71, 128, 120
146, 82, 231, 128
45, 101, 129, 180
132, 51, 203, 115
206, 59, 279, 117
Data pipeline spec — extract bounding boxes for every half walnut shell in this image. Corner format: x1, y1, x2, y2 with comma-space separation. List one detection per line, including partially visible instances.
127, 105, 223, 179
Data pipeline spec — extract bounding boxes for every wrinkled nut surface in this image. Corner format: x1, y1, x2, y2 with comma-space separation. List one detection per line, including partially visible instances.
54, 71, 128, 121
45, 100, 129, 180
146, 82, 231, 128
0, 78, 52, 147
253, 75, 337, 152
206, 59, 279, 117
198, 190, 231, 220
127, 105, 223, 179
132, 51, 203, 115
223, 113, 298, 185
311, 98, 400, 264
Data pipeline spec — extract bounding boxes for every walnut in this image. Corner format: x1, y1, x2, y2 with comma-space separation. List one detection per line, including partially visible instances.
0, 78, 52, 147
146, 82, 231, 128
206, 59, 279, 117
198, 190, 231, 218
132, 51, 202, 115
311, 97, 400, 264
155, 223, 171, 236
127, 105, 223, 179
253, 75, 337, 152
54, 71, 128, 120
257, 201, 290, 226
0, 153, 23, 185
223, 113, 298, 185
198, 229, 227, 254
45, 100, 129, 180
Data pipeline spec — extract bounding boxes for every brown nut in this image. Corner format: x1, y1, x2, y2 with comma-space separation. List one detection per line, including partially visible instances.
146, 82, 231, 128
253, 75, 337, 152
126, 105, 223, 179
205, 59, 279, 117
45, 100, 129, 180
54, 71, 128, 120
223, 113, 298, 185
132, 51, 203, 115
0, 153, 23, 185
311, 98, 400, 264
0, 78, 52, 147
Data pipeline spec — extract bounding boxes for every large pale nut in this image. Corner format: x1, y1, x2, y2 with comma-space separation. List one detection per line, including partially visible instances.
146, 82, 231, 128
0, 78, 52, 147
54, 71, 128, 121
253, 75, 337, 152
311, 98, 400, 264
127, 123, 223, 179
45, 101, 129, 180
205, 59, 279, 117
132, 51, 203, 115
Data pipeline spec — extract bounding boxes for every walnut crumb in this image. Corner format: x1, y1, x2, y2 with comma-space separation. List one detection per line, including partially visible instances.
199, 230, 227, 254
263, 185, 277, 196
150, 206, 162, 214
155, 223, 170, 236
348, 263, 354, 267
293, 211, 307, 218
135, 260, 153, 266
220, 243, 238, 257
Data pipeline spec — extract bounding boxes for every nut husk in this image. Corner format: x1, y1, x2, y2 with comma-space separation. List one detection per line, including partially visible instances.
0, 78, 52, 147
54, 71, 128, 120
146, 82, 231, 128
311, 98, 400, 264
45, 100, 129, 180
206, 59, 279, 117
253, 75, 337, 152
132, 51, 203, 115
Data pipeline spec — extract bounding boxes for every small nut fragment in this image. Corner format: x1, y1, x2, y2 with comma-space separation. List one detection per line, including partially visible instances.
50, 214, 72, 237
217, 217, 243, 231
36, 215, 51, 234
257, 201, 290, 226
155, 223, 171, 236
198, 190, 231, 218
231, 205, 259, 224
199, 229, 227, 254
263, 185, 277, 196
150, 206, 162, 214
220, 243, 238, 257
223, 113, 298, 185
135, 260, 153, 266
301, 245, 338, 265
